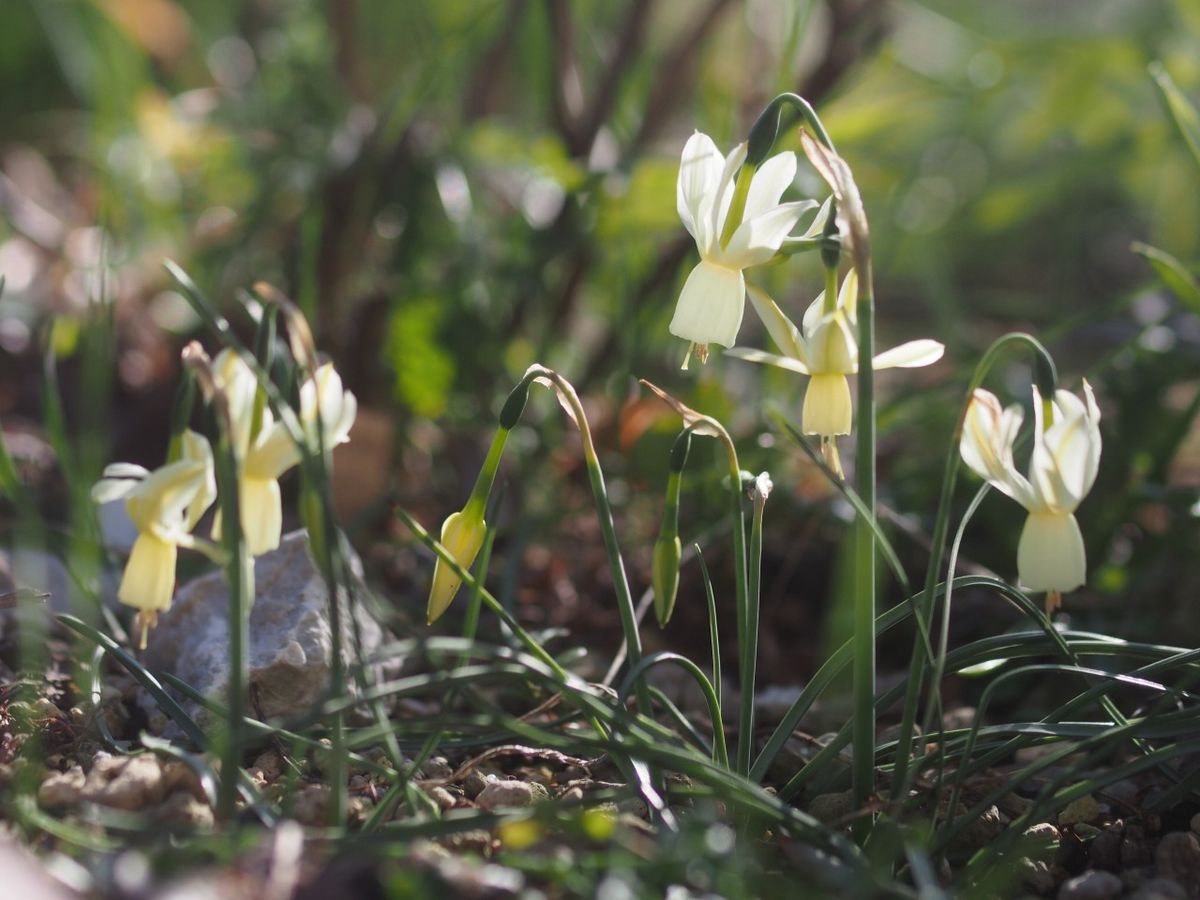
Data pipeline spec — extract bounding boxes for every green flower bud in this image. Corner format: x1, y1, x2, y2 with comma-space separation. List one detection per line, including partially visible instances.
652, 529, 682, 628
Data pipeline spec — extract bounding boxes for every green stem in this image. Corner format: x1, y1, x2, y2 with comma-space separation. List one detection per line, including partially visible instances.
741, 480, 768, 775
208, 402, 250, 824
851, 263, 876, 836
889, 333, 1057, 803
527, 367, 649, 717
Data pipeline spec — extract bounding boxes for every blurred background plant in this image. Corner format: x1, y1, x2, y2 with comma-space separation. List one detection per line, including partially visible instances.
2, 0, 1200, 722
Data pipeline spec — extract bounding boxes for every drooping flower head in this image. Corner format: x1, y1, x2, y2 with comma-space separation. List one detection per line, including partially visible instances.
92, 430, 216, 646
671, 132, 815, 360
728, 275, 944, 473
960, 381, 1102, 609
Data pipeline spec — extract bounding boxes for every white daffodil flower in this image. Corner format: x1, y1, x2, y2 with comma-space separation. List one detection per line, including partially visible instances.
960, 382, 1102, 610
671, 131, 816, 359
728, 274, 944, 473
92, 430, 216, 646
212, 350, 357, 557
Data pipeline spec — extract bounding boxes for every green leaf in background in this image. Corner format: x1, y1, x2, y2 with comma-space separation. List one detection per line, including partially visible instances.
1131, 241, 1200, 315
387, 297, 455, 418
1151, 62, 1200, 175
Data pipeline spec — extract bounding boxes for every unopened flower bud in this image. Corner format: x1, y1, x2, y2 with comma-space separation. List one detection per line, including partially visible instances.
426, 506, 487, 624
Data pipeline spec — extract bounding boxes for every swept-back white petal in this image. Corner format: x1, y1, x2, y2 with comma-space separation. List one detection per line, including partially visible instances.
800, 196, 835, 239
1017, 511, 1086, 592
803, 373, 853, 436
180, 429, 217, 530
246, 420, 300, 480
745, 284, 805, 361
725, 347, 810, 375
873, 339, 945, 370
724, 201, 812, 268
743, 152, 797, 219
677, 132, 723, 252
1029, 384, 1102, 513
708, 142, 748, 253
92, 477, 140, 504
837, 268, 859, 323
959, 389, 1036, 507
668, 262, 745, 348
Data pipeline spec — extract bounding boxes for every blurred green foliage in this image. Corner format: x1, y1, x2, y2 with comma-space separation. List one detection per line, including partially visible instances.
2, 0, 1200, 650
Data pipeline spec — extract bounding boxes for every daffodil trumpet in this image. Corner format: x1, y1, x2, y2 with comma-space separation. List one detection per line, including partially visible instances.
91, 430, 217, 648
671, 131, 817, 362
959, 381, 1102, 611
728, 277, 944, 476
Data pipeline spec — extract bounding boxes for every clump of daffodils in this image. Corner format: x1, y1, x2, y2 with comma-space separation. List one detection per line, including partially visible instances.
91, 430, 217, 647
960, 381, 1102, 611
95, 340, 356, 645
671, 131, 815, 364
728, 274, 944, 474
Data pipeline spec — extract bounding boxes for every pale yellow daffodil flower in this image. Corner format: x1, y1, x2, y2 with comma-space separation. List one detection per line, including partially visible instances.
92, 429, 216, 645
960, 382, 1102, 611
728, 274, 944, 473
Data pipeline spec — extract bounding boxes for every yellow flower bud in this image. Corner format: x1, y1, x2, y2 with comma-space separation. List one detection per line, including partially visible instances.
426, 507, 487, 624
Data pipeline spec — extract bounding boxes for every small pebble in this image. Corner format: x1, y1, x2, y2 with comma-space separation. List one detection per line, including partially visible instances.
37, 765, 85, 809
429, 786, 457, 811
1057, 869, 1121, 900
153, 791, 214, 829
807, 791, 854, 827
291, 783, 331, 825
1121, 821, 1155, 868
1190, 812, 1200, 836
476, 780, 547, 812
1058, 795, 1100, 827
83, 754, 165, 811
462, 769, 491, 800
1155, 831, 1200, 893
1017, 857, 1058, 895
419, 756, 453, 780
1088, 824, 1123, 871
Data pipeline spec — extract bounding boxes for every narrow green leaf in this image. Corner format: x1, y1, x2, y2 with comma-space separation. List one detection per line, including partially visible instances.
1131, 241, 1200, 314
1150, 63, 1200, 174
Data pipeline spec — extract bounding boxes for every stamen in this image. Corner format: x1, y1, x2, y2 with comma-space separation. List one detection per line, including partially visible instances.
822, 436, 844, 478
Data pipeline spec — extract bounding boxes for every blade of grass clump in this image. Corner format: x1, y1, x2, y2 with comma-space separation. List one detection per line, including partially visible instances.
1131, 242, 1200, 315
1150, 62, 1200, 174
57, 613, 208, 747
696, 545, 722, 714
87, 644, 131, 753
619, 651, 729, 768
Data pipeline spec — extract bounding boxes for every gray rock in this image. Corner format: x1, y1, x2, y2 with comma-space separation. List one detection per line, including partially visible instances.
1129, 878, 1187, 900
475, 779, 548, 811
141, 530, 388, 729
1057, 870, 1122, 900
